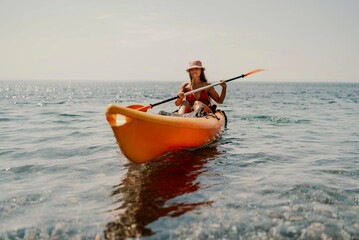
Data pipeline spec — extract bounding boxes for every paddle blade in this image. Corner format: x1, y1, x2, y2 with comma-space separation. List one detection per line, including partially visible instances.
243, 69, 266, 77
126, 104, 151, 112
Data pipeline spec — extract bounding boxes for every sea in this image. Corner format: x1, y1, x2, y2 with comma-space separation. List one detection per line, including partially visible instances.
0, 80, 358, 239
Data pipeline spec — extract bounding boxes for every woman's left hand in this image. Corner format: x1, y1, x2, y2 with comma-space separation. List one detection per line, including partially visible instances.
220, 80, 226, 88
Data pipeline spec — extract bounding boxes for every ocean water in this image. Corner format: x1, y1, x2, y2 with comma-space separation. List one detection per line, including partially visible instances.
0, 80, 358, 239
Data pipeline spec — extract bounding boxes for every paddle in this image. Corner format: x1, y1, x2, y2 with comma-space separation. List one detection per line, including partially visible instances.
133, 69, 265, 112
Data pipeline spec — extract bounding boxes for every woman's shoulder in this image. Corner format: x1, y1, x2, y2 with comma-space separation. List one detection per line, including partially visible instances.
180, 81, 190, 88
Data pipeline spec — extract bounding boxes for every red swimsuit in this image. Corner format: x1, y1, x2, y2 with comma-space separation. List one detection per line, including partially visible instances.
185, 90, 210, 106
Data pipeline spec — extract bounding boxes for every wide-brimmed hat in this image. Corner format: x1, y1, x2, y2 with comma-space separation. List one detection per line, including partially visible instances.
186, 60, 205, 72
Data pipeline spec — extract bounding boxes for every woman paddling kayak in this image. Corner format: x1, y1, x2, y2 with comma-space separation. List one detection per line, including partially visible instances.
175, 60, 227, 114
106, 67, 264, 163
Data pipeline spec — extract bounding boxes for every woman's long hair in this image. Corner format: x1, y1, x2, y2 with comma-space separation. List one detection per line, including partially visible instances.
189, 69, 208, 82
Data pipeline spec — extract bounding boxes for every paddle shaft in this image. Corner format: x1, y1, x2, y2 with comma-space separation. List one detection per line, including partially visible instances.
150, 74, 244, 108
141, 69, 264, 110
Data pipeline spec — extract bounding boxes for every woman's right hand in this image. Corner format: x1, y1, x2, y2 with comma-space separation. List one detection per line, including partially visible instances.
175, 92, 185, 106
178, 92, 185, 99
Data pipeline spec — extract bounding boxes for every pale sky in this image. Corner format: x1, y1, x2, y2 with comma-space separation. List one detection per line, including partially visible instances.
1, 0, 358, 82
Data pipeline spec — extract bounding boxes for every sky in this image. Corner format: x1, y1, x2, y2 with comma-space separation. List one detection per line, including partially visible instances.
0, 0, 358, 82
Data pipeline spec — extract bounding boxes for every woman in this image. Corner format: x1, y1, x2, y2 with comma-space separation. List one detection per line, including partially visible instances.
175, 60, 227, 114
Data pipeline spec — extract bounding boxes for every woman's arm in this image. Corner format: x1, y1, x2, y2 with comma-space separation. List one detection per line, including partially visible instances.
175, 82, 188, 106
208, 80, 227, 104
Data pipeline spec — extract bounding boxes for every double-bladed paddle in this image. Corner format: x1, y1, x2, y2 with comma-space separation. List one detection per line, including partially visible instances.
133, 69, 265, 112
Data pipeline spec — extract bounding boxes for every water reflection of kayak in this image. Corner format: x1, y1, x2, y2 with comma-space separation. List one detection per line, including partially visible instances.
104, 148, 221, 238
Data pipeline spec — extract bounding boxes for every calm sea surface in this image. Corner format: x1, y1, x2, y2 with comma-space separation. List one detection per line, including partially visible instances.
0, 81, 358, 239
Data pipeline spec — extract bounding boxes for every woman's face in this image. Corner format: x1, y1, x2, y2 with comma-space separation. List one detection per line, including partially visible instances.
189, 68, 201, 78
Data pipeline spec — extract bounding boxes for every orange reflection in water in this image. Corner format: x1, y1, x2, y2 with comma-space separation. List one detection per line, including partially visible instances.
104, 147, 221, 238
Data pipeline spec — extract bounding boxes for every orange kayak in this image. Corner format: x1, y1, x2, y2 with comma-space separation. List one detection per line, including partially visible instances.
106, 104, 227, 163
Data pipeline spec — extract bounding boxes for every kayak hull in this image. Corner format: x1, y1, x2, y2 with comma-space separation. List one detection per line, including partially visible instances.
106, 104, 226, 163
